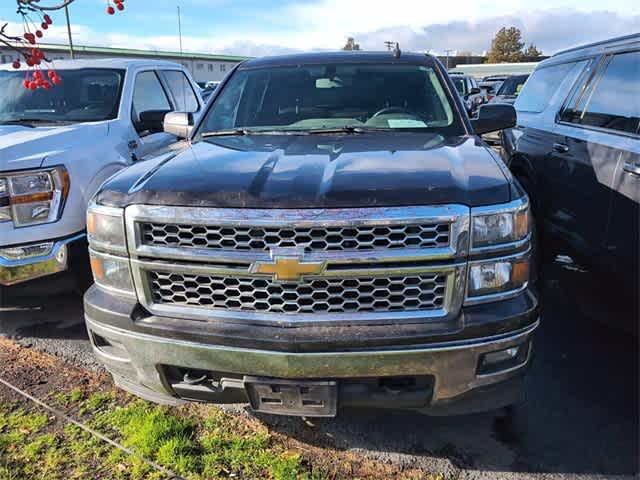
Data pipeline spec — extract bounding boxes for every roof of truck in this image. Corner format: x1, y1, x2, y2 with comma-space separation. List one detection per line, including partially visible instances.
239, 51, 437, 69
0, 57, 183, 71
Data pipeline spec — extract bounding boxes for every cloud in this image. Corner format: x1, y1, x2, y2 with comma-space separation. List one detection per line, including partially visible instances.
354, 10, 640, 55
2, 8, 637, 58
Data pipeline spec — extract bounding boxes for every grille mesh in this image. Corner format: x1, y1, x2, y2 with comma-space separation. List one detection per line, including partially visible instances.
149, 271, 447, 314
140, 223, 450, 252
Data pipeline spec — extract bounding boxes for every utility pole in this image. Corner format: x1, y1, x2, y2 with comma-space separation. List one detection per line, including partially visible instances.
444, 49, 454, 69
177, 6, 184, 56
64, 4, 75, 59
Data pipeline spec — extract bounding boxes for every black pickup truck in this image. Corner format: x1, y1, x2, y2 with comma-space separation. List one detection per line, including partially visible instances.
84, 52, 538, 419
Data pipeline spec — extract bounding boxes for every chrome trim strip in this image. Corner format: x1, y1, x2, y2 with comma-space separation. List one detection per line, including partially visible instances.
0, 233, 85, 267
125, 204, 471, 263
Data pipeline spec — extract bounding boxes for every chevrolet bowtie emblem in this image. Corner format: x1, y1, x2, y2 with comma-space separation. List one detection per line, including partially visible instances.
251, 255, 326, 282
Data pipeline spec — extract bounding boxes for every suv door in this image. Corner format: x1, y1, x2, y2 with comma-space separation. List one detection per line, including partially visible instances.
580, 50, 640, 300
554, 51, 639, 274
130, 70, 178, 158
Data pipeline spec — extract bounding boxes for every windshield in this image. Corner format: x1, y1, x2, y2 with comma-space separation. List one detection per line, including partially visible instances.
200, 63, 464, 135
0, 68, 124, 124
498, 75, 529, 96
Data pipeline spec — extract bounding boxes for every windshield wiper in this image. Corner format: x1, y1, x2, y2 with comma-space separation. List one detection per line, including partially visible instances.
0, 118, 71, 127
201, 128, 251, 137
202, 128, 312, 137
306, 126, 392, 134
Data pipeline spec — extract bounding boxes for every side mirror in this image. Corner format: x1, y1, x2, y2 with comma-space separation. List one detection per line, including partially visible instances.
471, 103, 516, 135
469, 87, 481, 95
163, 112, 194, 139
138, 110, 170, 133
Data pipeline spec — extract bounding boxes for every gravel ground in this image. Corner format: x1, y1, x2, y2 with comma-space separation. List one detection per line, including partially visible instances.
1, 264, 638, 479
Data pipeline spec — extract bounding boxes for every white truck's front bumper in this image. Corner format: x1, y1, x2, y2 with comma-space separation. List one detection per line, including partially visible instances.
0, 233, 85, 286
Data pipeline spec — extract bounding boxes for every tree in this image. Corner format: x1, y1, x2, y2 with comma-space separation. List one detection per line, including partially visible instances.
342, 37, 361, 51
486, 27, 525, 63
524, 43, 543, 57
1, 0, 126, 90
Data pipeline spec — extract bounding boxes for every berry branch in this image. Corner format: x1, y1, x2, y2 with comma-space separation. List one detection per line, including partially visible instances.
1, 0, 126, 90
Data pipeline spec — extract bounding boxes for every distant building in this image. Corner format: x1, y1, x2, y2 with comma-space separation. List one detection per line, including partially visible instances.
450, 62, 540, 78
0, 43, 248, 84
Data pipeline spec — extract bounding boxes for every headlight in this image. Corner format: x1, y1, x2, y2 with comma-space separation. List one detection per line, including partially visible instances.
87, 202, 133, 296
86, 203, 127, 254
0, 167, 70, 227
89, 250, 134, 295
471, 199, 529, 250
466, 254, 530, 302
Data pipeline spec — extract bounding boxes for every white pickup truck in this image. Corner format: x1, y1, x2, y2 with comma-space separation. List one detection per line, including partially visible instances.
0, 58, 204, 306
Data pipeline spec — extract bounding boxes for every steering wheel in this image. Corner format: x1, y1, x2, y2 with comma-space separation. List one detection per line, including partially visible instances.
371, 106, 418, 118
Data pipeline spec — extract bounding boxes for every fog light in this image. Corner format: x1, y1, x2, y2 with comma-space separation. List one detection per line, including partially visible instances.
478, 343, 529, 375
0, 242, 54, 261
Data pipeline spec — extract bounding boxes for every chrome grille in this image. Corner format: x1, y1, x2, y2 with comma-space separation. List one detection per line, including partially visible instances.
140, 222, 451, 252
148, 271, 447, 314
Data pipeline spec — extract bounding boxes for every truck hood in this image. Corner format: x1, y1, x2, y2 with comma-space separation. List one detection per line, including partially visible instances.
97, 133, 514, 209
0, 123, 108, 172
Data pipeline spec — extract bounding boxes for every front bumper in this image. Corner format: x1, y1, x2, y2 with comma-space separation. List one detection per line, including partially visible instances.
85, 285, 539, 416
0, 233, 90, 306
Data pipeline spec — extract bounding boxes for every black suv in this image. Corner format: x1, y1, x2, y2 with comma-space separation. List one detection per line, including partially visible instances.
84, 51, 539, 418
502, 34, 639, 317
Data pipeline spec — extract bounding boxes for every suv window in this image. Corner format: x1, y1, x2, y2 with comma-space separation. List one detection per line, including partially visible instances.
132, 71, 171, 120
515, 63, 576, 113
161, 70, 199, 113
561, 51, 639, 135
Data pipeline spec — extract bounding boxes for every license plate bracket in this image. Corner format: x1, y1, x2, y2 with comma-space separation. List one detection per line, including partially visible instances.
244, 377, 337, 417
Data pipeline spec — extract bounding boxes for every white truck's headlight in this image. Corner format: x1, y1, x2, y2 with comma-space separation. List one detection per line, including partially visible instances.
467, 255, 530, 301
87, 203, 133, 296
471, 199, 529, 249
0, 167, 70, 227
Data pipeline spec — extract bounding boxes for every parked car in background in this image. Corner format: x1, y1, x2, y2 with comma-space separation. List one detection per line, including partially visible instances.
0, 59, 203, 307
491, 74, 529, 105
85, 51, 538, 420
450, 72, 485, 114
502, 34, 639, 324
480, 75, 508, 102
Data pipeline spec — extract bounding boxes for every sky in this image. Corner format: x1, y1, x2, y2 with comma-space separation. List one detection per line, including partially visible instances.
0, 0, 638, 57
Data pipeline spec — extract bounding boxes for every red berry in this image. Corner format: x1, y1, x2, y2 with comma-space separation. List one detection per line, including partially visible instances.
26, 58, 34, 67
42, 82, 51, 90
107, 6, 115, 14
48, 70, 56, 79
44, 14, 52, 25
41, 22, 48, 30
52, 76, 62, 85
29, 82, 37, 90
23, 79, 30, 88
33, 70, 43, 80
12, 60, 20, 69
36, 30, 43, 38
116, 2, 124, 10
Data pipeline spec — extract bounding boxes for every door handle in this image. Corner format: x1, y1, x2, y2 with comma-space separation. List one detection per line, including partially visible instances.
553, 143, 570, 153
623, 161, 640, 176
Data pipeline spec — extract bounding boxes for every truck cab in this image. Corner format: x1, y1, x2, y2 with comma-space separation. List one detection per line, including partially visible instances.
0, 58, 203, 306
84, 52, 538, 418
